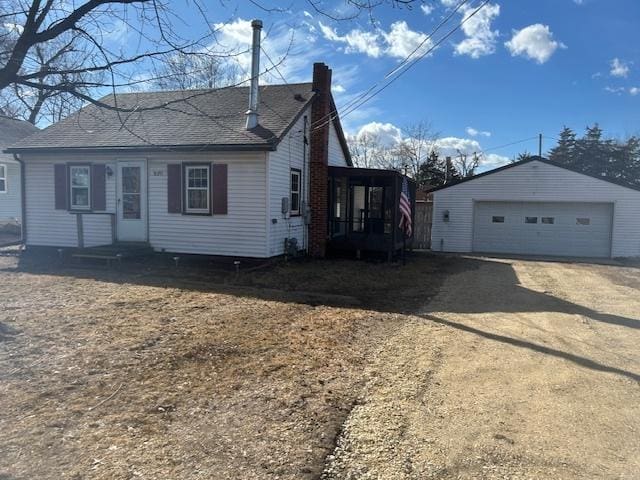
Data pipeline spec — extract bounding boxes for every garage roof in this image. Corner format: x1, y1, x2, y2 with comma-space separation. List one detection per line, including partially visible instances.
428, 156, 640, 193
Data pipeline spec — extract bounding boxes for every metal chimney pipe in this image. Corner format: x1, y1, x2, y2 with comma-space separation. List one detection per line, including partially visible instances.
245, 19, 263, 130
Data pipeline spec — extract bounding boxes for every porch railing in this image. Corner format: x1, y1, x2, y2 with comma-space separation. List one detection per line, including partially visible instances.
74, 212, 116, 248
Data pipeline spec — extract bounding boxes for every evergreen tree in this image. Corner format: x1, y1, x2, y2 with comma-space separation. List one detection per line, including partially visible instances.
548, 126, 577, 166
548, 124, 640, 187
415, 150, 460, 187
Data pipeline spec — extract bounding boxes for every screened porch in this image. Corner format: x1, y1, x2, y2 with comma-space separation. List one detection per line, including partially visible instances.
327, 166, 416, 258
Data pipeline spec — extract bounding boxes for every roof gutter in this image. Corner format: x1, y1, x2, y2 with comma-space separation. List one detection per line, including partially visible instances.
13, 153, 26, 245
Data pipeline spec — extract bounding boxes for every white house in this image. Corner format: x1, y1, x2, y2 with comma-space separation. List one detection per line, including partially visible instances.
0, 116, 38, 228
5, 63, 351, 258
430, 157, 640, 258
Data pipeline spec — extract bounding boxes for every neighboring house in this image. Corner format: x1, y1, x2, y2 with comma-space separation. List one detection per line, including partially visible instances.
0, 116, 38, 228
5, 61, 353, 258
430, 156, 640, 258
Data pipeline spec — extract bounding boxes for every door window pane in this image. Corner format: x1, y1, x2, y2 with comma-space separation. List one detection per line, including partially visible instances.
525, 217, 538, 224
122, 167, 140, 193
541, 217, 555, 224
123, 194, 141, 219
492, 216, 505, 223
576, 217, 590, 225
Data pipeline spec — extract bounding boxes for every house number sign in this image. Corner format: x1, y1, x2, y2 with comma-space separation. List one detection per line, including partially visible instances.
152, 169, 165, 176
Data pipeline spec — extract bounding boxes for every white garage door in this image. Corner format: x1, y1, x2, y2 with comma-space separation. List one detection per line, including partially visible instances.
473, 201, 613, 257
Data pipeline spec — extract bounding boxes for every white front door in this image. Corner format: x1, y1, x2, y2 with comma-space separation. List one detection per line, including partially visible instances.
116, 160, 147, 242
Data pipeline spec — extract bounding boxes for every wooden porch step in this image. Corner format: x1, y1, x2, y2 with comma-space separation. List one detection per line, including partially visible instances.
69, 242, 154, 264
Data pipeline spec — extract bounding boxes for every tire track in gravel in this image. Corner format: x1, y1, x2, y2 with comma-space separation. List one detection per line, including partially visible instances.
322, 256, 640, 480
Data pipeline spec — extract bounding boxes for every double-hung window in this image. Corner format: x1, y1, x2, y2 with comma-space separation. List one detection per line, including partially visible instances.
290, 169, 301, 216
70, 165, 91, 209
185, 165, 210, 213
0, 164, 6, 193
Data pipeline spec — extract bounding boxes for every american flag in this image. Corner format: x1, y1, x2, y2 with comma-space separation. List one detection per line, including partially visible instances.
399, 177, 412, 237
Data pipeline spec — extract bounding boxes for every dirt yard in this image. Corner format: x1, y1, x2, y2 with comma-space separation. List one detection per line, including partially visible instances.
2, 251, 639, 479
323, 256, 640, 479
0, 249, 449, 480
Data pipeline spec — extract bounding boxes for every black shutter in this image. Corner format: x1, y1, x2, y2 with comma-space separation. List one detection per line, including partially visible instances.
167, 164, 182, 213
91, 164, 106, 211
54, 164, 68, 210
212, 164, 228, 215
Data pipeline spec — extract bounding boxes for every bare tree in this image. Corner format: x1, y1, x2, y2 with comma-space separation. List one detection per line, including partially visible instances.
395, 121, 438, 177
453, 150, 480, 177
250, 0, 423, 22
0, 0, 246, 113
151, 52, 242, 91
348, 131, 383, 168
0, 33, 93, 124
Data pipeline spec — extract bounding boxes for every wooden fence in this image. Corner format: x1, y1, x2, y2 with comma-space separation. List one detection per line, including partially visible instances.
413, 200, 433, 249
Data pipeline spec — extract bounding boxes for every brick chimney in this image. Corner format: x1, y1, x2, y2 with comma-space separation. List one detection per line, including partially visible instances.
308, 62, 332, 258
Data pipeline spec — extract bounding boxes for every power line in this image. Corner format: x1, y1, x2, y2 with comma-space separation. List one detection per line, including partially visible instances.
258, 45, 300, 124
336, 0, 491, 126
311, 0, 490, 131
332, 0, 471, 121
480, 136, 540, 154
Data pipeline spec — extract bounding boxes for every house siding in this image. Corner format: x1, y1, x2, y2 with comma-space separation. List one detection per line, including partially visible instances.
328, 121, 348, 167
24, 156, 116, 247
148, 153, 267, 257
22, 152, 268, 256
431, 160, 640, 258
0, 160, 21, 224
267, 109, 309, 256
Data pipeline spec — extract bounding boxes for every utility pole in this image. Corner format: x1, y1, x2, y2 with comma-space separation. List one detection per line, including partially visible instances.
538, 133, 543, 157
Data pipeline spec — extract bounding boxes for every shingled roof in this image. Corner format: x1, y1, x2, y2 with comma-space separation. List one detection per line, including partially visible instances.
0, 116, 39, 161
6, 83, 315, 153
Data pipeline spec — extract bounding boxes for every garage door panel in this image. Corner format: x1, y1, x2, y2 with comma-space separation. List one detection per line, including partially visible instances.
473, 202, 613, 257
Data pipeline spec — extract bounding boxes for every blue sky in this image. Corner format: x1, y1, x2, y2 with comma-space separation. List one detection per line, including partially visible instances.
125, 0, 640, 169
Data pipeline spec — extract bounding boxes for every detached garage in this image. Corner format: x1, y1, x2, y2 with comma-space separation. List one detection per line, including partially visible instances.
430, 157, 640, 258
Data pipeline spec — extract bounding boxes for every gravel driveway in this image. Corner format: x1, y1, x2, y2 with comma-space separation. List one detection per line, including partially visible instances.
323, 256, 640, 479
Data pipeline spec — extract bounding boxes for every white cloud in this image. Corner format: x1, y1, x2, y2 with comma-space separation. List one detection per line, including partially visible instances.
3, 22, 24, 34
630, 87, 640, 96
434, 136, 482, 157
505, 24, 565, 64
440, 0, 459, 6
605, 86, 626, 94
610, 58, 630, 78
454, 3, 501, 59
355, 122, 403, 147
319, 20, 432, 60
351, 123, 509, 170
382, 21, 433, 59
466, 127, 491, 137
213, 17, 320, 83
434, 136, 509, 170
421, 4, 434, 15
318, 22, 382, 57
333, 84, 346, 93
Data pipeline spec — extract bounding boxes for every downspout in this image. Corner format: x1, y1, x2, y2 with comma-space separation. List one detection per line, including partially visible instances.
13, 153, 26, 245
